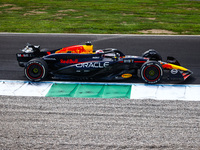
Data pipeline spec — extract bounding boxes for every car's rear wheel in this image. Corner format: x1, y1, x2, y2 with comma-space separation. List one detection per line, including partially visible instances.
25, 58, 48, 82
140, 61, 163, 84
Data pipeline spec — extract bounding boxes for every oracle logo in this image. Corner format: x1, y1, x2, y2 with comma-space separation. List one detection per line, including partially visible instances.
76, 62, 109, 68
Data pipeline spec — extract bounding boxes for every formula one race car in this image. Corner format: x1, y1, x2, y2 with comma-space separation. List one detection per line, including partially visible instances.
16, 42, 192, 84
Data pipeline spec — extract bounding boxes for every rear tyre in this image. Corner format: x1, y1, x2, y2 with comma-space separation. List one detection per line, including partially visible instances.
140, 61, 163, 84
24, 58, 48, 82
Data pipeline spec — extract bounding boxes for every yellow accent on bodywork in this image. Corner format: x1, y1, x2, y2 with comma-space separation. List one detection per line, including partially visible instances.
169, 63, 188, 71
82, 45, 93, 54
121, 74, 132, 78
161, 62, 188, 71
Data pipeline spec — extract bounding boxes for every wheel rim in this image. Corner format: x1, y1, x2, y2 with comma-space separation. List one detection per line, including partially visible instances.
143, 65, 161, 82
26, 63, 44, 80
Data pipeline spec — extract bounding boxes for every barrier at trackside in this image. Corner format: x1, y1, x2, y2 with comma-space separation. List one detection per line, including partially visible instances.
0, 80, 200, 101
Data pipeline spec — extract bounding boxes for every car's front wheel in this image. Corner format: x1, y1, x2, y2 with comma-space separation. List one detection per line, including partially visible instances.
24, 58, 48, 82
140, 61, 163, 84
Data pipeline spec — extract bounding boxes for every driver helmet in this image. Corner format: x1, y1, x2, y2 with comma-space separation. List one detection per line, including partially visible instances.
95, 50, 104, 54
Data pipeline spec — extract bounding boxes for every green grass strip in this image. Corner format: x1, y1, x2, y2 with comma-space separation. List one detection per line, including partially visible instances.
46, 83, 131, 98
0, 0, 200, 34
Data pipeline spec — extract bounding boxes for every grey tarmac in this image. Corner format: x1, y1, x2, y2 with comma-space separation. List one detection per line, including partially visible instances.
0, 33, 200, 84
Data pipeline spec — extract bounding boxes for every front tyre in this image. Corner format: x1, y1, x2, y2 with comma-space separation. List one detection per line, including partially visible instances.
140, 61, 163, 84
142, 49, 162, 61
24, 58, 48, 82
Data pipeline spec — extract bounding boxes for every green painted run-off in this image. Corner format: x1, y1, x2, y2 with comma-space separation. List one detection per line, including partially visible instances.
46, 83, 131, 98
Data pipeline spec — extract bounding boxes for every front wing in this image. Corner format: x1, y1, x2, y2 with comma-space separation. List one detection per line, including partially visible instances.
161, 62, 193, 82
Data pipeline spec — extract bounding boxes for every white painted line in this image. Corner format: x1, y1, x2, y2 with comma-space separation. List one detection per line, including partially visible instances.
185, 86, 200, 101
131, 84, 158, 99
131, 84, 200, 101
14, 82, 53, 97
0, 80, 53, 97
156, 85, 186, 100
0, 81, 25, 96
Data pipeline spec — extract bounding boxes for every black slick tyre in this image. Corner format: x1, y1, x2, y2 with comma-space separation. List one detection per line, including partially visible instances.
24, 58, 48, 82
142, 49, 162, 61
140, 61, 163, 84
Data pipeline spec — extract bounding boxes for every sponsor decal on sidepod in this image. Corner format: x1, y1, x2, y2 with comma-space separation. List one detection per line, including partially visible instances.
76, 62, 109, 68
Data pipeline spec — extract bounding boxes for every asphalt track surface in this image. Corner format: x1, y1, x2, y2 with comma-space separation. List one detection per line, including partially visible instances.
1, 33, 200, 149
0, 33, 200, 84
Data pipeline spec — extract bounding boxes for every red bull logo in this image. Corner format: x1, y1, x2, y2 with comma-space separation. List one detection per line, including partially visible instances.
60, 59, 78, 64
